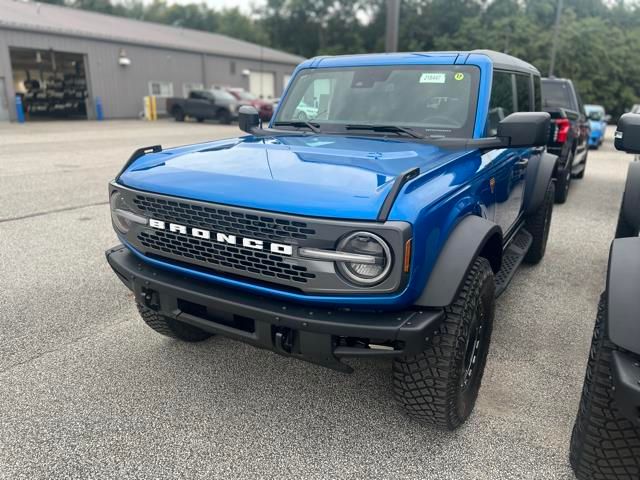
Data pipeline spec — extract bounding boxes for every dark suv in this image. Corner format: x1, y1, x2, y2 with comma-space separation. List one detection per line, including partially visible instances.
541, 77, 590, 203
569, 114, 640, 479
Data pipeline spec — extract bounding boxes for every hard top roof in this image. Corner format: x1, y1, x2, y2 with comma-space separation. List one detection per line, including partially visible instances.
302, 49, 540, 75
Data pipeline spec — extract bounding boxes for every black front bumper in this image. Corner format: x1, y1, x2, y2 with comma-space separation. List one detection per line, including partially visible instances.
106, 245, 444, 372
611, 350, 640, 425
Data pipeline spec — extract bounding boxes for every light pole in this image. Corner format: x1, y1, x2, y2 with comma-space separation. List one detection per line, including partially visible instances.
385, 0, 400, 53
549, 0, 563, 77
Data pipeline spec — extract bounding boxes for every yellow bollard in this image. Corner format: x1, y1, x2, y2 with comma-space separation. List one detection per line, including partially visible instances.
151, 96, 157, 121
143, 96, 151, 121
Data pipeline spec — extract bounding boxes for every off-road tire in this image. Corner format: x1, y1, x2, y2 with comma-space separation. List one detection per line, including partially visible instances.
555, 162, 572, 203
137, 303, 212, 342
392, 257, 495, 430
569, 296, 640, 479
524, 181, 555, 264
172, 107, 185, 122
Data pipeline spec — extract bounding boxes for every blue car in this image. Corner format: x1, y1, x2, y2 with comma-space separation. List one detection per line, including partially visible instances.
585, 104, 608, 148
106, 50, 555, 429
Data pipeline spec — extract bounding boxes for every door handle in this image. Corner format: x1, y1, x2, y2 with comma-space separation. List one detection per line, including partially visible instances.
515, 159, 529, 167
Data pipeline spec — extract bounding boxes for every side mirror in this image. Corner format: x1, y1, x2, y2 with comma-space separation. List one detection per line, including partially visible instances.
497, 112, 551, 147
614, 113, 640, 153
238, 105, 260, 133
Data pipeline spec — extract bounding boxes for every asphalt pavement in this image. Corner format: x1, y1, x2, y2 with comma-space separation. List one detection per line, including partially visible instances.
0, 120, 632, 479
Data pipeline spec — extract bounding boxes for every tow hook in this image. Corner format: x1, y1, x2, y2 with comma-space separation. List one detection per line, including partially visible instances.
274, 327, 294, 354
141, 287, 160, 311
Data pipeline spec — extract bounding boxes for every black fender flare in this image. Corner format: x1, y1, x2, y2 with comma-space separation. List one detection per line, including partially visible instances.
606, 237, 640, 356
620, 162, 640, 231
414, 215, 502, 308
524, 151, 557, 215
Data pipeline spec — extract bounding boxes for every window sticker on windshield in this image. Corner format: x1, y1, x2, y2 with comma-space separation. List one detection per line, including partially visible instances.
454, 73, 465, 81
419, 73, 446, 84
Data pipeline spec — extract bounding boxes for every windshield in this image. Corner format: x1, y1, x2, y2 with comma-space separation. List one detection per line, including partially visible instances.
274, 65, 480, 138
211, 89, 236, 102
585, 105, 604, 121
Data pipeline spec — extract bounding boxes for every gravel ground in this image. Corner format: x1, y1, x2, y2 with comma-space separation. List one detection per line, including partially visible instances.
0, 120, 632, 479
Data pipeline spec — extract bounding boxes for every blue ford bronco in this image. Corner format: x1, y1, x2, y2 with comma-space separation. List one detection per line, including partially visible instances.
106, 50, 556, 429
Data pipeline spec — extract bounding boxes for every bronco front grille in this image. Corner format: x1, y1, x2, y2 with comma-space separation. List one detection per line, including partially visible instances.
132, 195, 316, 243
138, 229, 315, 284
114, 184, 410, 294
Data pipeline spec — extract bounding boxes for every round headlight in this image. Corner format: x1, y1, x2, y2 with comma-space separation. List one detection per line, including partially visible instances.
336, 232, 392, 286
110, 191, 133, 234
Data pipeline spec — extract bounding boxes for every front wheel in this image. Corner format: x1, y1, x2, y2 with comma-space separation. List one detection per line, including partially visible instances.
569, 297, 640, 479
524, 181, 554, 264
172, 107, 185, 122
393, 257, 495, 430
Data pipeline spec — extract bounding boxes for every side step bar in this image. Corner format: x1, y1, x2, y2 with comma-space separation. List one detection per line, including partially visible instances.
495, 228, 532, 297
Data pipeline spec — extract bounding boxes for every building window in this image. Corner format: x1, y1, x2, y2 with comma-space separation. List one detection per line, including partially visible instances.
148, 81, 173, 97
230, 61, 236, 75
182, 82, 203, 98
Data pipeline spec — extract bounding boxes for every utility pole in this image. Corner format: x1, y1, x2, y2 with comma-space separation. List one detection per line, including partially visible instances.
549, 0, 563, 77
385, 0, 400, 53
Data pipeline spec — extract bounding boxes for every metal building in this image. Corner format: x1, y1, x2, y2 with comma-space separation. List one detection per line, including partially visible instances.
0, 0, 304, 122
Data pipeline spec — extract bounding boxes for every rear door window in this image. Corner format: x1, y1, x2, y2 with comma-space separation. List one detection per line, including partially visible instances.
533, 76, 542, 111
487, 71, 514, 136
515, 74, 532, 112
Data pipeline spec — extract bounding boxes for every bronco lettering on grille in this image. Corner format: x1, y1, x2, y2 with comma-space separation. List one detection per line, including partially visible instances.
148, 218, 294, 256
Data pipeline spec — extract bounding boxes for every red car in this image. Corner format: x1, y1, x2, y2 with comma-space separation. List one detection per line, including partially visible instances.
225, 88, 274, 121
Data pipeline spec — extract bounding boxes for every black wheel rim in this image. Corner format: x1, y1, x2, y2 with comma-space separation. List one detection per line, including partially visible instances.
461, 306, 485, 391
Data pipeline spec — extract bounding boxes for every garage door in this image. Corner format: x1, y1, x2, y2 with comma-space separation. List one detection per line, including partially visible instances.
249, 72, 275, 100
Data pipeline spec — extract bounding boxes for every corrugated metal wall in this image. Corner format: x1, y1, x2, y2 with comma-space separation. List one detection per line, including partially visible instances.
0, 28, 297, 121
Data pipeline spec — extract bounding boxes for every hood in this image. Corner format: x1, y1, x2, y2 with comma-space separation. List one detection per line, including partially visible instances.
589, 119, 604, 131
119, 134, 470, 220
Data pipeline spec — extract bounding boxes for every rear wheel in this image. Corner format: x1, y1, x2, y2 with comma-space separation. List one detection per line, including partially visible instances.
524, 181, 554, 264
392, 257, 495, 430
569, 297, 640, 479
137, 303, 212, 342
172, 106, 185, 122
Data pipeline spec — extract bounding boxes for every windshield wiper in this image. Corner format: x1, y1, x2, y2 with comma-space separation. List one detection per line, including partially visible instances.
344, 124, 424, 139
273, 121, 321, 133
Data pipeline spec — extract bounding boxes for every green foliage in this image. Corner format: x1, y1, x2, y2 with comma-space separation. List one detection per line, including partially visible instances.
37, 0, 640, 116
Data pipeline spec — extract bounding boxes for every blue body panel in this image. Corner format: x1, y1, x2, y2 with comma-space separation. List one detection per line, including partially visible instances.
588, 119, 606, 146
117, 51, 538, 309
